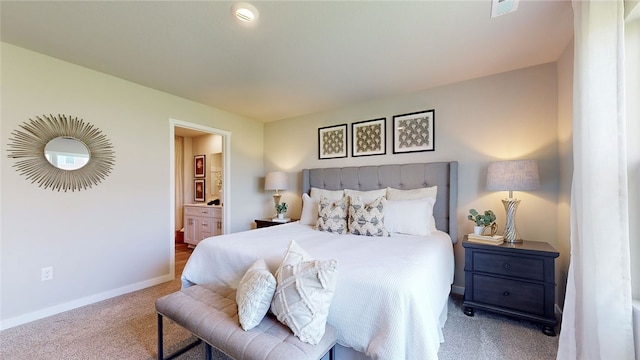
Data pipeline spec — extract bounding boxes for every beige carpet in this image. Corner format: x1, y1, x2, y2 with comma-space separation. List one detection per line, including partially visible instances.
0, 274, 194, 360
0, 254, 559, 359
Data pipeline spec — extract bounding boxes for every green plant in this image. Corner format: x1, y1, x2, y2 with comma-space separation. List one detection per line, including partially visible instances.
467, 209, 496, 226
275, 202, 288, 214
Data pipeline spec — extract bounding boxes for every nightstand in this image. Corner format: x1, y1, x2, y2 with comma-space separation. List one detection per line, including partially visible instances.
254, 218, 297, 228
462, 238, 559, 336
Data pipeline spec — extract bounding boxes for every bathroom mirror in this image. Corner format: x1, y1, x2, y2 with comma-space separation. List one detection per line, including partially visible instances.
210, 152, 223, 198
7, 114, 115, 192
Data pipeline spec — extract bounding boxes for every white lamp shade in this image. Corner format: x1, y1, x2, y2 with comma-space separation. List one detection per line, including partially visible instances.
486, 159, 540, 191
265, 171, 288, 191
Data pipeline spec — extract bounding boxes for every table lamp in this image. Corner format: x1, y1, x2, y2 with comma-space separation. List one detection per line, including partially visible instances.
486, 159, 540, 243
264, 171, 288, 208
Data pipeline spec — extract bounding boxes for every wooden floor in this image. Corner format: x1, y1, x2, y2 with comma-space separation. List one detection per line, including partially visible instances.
175, 242, 193, 275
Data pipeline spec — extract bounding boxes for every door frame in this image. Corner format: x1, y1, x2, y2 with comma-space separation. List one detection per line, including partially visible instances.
169, 118, 231, 277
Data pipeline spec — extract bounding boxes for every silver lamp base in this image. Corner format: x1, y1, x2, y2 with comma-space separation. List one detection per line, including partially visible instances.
272, 193, 281, 217
502, 198, 522, 243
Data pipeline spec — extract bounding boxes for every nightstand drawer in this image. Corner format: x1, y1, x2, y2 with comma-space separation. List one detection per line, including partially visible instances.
472, 274, 545, 315
473, 252, 544, 281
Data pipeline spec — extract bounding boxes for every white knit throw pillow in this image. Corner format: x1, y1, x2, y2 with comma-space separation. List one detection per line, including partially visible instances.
236, 259, 276, 331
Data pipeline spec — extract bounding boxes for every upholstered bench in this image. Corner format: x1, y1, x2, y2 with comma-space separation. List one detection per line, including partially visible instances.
156, 284, 337, 360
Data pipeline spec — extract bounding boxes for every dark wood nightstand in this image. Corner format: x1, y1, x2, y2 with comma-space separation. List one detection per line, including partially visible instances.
254, 218, 297, 228
462, 238, 559, 336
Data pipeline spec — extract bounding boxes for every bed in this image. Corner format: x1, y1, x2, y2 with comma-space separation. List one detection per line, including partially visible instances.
181, 162, 458, 360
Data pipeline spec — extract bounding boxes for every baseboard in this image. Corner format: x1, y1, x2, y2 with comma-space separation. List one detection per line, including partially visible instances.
451, 285, 465, 296
0, 274, 174, 331
555, 304, 563, 317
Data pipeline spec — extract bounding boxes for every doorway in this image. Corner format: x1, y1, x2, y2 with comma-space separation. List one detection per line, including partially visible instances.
169, 119, 230, 276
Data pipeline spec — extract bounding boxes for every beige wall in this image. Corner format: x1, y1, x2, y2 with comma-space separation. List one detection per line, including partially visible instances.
264, 63, 564, 296
556, 39, 574, 309
0, 43, 265, 328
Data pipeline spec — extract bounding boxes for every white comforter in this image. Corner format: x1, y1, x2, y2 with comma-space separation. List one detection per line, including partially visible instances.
181, 222, 454, 360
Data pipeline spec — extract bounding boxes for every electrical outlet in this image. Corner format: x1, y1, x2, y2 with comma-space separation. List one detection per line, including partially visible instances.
41, 266, 53, 281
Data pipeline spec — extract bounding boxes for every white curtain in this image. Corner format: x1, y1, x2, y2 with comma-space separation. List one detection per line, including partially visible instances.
558, 1, 633, 359
175, 136, 184, 232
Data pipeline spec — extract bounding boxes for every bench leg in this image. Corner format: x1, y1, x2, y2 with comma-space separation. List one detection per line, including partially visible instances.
205, 343, 212, 360
157, 312, 202, 360
329, 346, 335, 360
157, 313, 164, 360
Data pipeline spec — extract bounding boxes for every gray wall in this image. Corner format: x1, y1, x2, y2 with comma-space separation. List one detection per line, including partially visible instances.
264, 62, 566, 297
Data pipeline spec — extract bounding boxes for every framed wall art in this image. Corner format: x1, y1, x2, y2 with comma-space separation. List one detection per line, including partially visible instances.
352, 118, 386, 157
318, 124, 348, 159
392, 109, 435, 153
194, 179, 206, 202
194, 154, 205, 178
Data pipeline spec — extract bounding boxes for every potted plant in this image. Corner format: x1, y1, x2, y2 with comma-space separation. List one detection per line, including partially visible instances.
468, 209, 497, 236
275, 202, 288, 219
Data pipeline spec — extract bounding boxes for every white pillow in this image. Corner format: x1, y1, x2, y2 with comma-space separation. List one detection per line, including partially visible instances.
310, 187, 344, 201
384, 198, 436, 236
348, 196, 389, 237
275, 239, 311, 279
386, 186, 437, 200
236, 259, 277, 331
344, 188, 387, 204
387, 186, 438, 232
300, 193, 319, 226
315, 196, 349, 234
271, 240, 338, 345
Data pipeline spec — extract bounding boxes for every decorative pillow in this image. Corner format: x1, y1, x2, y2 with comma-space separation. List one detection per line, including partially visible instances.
300, 193, 319, 226
271, 240, 338, 345
310, 187, 344, 201
387, 186, 438, 232
384, 198, 436, 236
344, 188, 387, 204
315, 196, 349, 234
236, 259, 277, 331
348, 196, 389, 237
275, 239, 311, 279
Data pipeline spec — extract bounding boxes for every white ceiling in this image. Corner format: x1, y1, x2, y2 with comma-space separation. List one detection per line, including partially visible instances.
0, 1, 574, 123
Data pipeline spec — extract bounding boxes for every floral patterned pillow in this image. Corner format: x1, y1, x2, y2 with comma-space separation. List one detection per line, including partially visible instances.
348, 196, 389, 237
315, 196, 349, 234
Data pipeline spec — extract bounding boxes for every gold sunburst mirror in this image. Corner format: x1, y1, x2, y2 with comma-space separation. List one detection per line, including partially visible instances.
7, 114, 115, 192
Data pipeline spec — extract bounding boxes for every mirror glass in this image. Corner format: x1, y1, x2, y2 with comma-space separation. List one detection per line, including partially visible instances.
44, 137, 90, 170
210, 153, 223, 198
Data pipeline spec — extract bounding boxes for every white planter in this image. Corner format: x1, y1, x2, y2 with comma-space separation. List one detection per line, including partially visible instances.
277, 213, 284, 220
473, 226, 484, 235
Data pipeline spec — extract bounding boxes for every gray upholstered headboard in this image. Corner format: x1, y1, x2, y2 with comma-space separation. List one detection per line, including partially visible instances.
302, 162, 459, 243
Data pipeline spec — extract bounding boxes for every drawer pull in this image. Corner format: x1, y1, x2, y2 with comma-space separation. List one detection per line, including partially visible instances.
503, 291, 510, 297
503, 263, 511, 270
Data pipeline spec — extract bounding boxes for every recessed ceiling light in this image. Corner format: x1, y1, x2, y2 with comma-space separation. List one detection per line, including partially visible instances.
231, 2, 259, 23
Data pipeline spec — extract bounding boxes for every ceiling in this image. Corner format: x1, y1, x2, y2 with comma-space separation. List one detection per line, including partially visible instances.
0, 1, 574, 123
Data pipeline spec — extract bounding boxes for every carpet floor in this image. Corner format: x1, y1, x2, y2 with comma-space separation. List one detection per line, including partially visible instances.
0, 246, 559, 359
